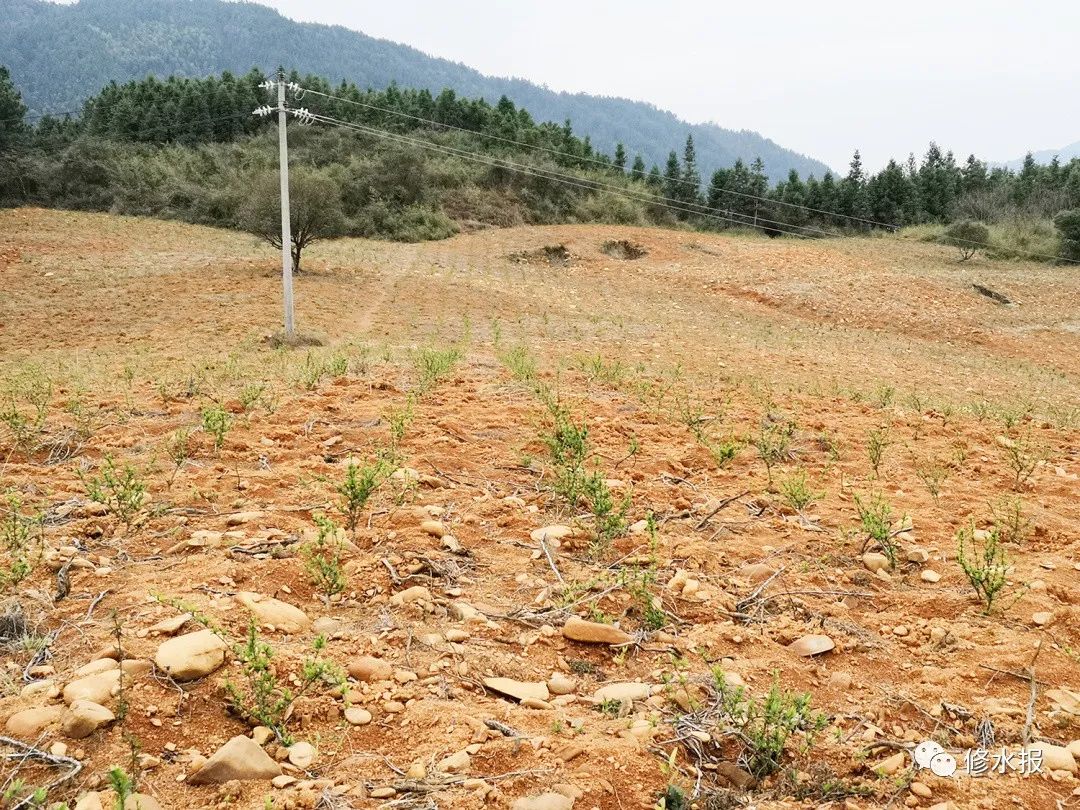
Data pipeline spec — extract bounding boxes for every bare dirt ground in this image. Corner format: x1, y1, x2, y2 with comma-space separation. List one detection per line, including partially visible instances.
1, 208, 1078, 810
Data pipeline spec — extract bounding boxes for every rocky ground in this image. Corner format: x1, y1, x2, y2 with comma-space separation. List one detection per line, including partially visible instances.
1, 209, 1078, 810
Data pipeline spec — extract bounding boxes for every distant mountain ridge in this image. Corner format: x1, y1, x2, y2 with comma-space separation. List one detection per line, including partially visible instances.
0, 0, 833, 182
998, 140, 1080, 170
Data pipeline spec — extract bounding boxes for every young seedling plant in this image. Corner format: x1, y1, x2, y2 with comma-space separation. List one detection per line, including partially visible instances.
302, 514, 347, 598
708, 669, 828, 779
81, 456, 147, 531
957, 523, 1011, 613
337, 455, 390, 532
854, 491, 898, 567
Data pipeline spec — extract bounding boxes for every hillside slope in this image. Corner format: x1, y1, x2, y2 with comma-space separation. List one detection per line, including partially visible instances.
0, 210, 1078, 809
0, 0, 832, 181
1000, 139, 1080, 169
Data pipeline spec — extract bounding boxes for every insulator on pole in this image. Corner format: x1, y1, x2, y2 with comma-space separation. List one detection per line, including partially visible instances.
290, 107, 315, 126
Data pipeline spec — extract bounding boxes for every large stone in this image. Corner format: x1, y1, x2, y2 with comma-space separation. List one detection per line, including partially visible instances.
344, 706, 372, 725
154, 629, 228, 681
1025, 742, 1076, 773
62, 700, 115, 739
147, 613, 192, 636
787, 634, 835, 657
593, 682, 651, 703
420, 520, 447, 537
5, 706, 64, 738
390, 586, 432, 606
483, 677, 549, 702
124, 795, 163, 810
287, 741, 317, 768
347, 656, 393, 682
547, 673, 577, 696
72, 658, 119, 677
187, 735, 282, 784
511, 792, 575, 810
873, 752, 907, 775
63, 669, 122, 705
236, 592, 310, 634
530, 526, 576, 544
862, 552, 890, 573
73, 793, 104, 810
436, 749, 471, 773
561, 616, 632, 645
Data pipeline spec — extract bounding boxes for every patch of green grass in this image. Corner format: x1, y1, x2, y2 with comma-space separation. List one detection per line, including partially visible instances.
779, 469, 821, 513
200, 404, 231, 452
499, 345, 538, 382
414, 346, 462, 392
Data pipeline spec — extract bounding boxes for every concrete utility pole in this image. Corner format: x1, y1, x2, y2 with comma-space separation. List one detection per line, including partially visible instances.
255, 68, 296, 338
275, 67, 295, 338
255, 71, 316, 338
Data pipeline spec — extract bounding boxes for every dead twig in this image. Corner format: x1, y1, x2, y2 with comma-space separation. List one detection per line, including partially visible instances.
537, 534, 563, 583
381, 558, 402, 586
694, 490, 750, 530
0, 735, 83, 809
484, 719, 522, 738
1022, 640, 1043, 744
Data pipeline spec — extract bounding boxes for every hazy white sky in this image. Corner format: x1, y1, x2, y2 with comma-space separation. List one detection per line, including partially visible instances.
250, 0, 1077, 170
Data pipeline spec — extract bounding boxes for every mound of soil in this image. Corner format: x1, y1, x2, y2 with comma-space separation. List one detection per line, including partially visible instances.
601, 239, 647, 260
508, 244, 575, 266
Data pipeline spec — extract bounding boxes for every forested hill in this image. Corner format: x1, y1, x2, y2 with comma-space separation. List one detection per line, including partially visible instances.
0, 0, 831, 182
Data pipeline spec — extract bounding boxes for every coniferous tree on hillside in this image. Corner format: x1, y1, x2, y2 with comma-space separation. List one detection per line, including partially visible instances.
840, 150, 871, 226
0, 66, 28, 153
680, 135, 702, 210
613, 142, 626, 172
630, 154, 646, 180
663, 150, 682, 206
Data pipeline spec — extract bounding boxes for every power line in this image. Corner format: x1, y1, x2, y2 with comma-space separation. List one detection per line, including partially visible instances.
303, 110, 1080, 265
305, 111, 835, 240
294, 83, 902, 231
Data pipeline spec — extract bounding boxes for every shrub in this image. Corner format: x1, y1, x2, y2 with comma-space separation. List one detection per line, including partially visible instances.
82, 456, 147, 530
224, 623, 344, 744
414, 346, 462, 392
957, 524, 1009, 613
779, 469, 821, 513
854, 491, 896, 566
866, 427, 891, 478
1, 491, 40, 590
200, 404, 231, 452
499, 345, 538, 382
337, 456, 389, 531
710, 669, 828, 778
943, 220, 990, 260
386, 396, 415, 455
990, 496, 1031, 545
302, 515, 347, 598
1054, 209, 1080, 261
754, 420, 794, 486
